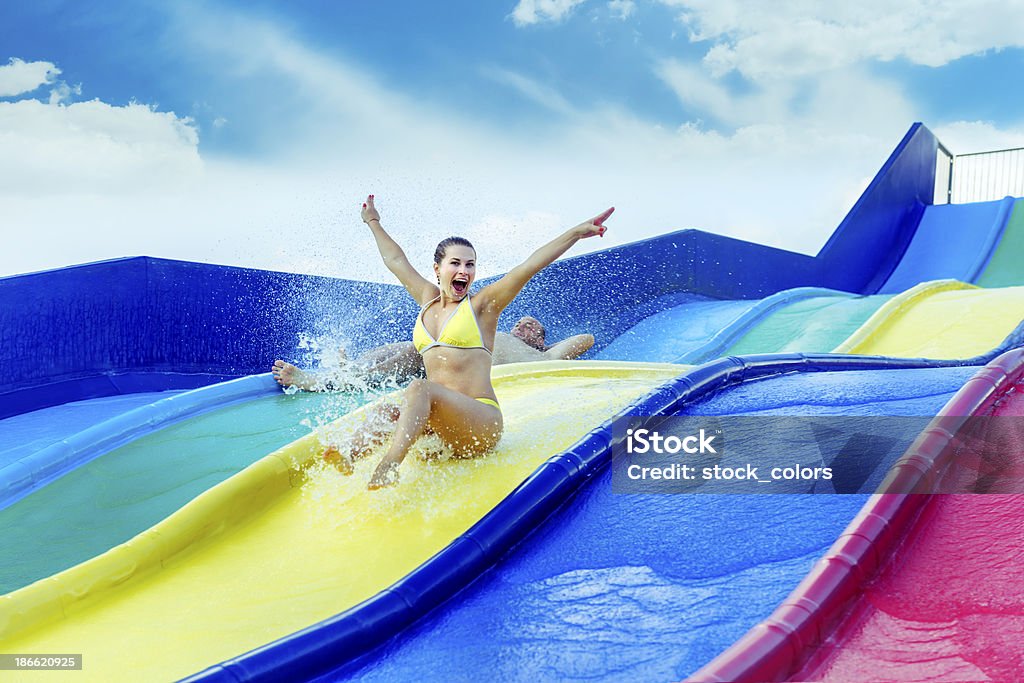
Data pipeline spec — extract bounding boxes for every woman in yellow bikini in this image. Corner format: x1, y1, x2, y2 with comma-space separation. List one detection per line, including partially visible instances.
354, 194, 613, 489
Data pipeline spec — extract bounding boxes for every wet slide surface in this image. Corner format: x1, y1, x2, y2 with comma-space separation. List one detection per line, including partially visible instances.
597, 279, 1024, 370
324, 366, 975, 683
724, 294, 886, 356
880, 199, 1014, 294
0, 390, 368, 595
198, 279, 1024, 680
0, 362, 680, 682
0, 391, 184, 469
595, 299, 754, 362
795, 378, 1024, 682
842, 283, 1024, 359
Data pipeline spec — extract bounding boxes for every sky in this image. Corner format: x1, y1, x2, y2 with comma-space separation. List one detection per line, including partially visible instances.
3, 0, 1024, 282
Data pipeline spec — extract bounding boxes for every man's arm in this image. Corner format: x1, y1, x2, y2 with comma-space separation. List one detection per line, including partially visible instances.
543, 334, 595, 360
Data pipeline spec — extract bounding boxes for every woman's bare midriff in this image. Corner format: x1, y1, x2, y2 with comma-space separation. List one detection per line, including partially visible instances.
421, 347, 497, 401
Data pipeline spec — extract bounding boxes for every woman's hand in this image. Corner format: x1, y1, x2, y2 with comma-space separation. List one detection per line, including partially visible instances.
361, 194, 381, 225
573, 207, 614, 239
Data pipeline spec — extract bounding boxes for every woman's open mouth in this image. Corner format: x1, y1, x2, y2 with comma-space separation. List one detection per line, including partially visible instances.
452, 278, 468, 296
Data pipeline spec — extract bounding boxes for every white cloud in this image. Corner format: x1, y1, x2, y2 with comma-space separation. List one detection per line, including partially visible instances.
510, 0, 587, 27
47, 80, 82, 105
0, 98, 200, 194
0, 57, 60, 96
658, 0, 1024, 80
933, 120, 1024, 153
172, 8, 502, 162
479, 66, 576, 115
656, 59, 788, 127
608, 0, 636, 20
7, 6, 1021, 288
657, 58, 914, 141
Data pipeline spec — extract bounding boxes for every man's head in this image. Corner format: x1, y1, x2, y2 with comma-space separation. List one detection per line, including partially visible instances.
512, 316, 546, 351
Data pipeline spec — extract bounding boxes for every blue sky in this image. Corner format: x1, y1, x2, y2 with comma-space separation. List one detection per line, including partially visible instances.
3, 0, 1024, 280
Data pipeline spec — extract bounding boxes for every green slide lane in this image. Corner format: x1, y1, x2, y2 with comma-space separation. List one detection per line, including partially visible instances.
724, 294, 890, 356
977, 199, 1024, 287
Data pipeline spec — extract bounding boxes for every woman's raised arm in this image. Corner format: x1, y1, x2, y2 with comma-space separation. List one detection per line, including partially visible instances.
361, 195, 437, 305
479, 207, 613, 314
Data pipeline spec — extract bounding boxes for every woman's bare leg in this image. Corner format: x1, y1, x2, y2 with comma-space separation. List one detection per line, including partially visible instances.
355, 342, 426, 384
368, 379, 503, 489
322, 401, 401, 473
274, 343, 423, 393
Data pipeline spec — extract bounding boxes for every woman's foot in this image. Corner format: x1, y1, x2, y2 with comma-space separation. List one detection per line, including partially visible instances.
322, 445, 354, 475
272, 360, 319, 390
368, 459, 400, 490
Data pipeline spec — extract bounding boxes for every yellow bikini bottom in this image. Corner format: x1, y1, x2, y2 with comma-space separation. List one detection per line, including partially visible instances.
475, 397, 500, 411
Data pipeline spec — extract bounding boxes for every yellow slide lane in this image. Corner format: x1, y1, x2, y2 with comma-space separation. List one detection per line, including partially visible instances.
833, 280, 1024, 359
0, 361, 683, 682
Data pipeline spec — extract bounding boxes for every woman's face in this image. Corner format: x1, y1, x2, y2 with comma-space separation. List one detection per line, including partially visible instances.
435, 245, 476, 300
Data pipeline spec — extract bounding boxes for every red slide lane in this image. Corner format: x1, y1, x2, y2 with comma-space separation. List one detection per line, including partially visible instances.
798, 494, 1024, 681
689, 349, 1024, 683
797, 389, 1024, 682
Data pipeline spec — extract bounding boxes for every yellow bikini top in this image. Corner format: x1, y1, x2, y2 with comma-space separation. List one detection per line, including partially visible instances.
413, 294, 492, 356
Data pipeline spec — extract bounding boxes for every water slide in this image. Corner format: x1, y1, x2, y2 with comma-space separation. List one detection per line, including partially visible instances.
0, 362, 683, 680
0, 386, 370, 595
3, 287, 1023, 681
595, 197, 1024, 366
3, 121, 1024, 681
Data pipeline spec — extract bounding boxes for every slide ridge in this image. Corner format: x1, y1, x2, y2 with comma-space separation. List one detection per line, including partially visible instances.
832, 280, 976, 354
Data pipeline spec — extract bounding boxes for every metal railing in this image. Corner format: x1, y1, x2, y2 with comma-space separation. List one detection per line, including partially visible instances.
937, 144, 1024, 204
935, 142, 953, 204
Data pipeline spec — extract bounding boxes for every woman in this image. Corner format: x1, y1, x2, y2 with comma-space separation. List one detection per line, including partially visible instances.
353, 194, 612, 489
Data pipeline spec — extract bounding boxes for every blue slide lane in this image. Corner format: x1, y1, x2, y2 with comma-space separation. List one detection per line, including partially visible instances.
594, 288, 857, 365
594, 299, 755, 362
671, 287, 853, 364
0, 391, 185, 469
0, 375, 278, 510
879, 197, 1015, 293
